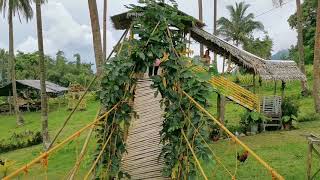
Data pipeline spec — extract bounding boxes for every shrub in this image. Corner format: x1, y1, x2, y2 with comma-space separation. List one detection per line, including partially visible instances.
298, 113, 320, 122
0, 130, 42, 153
282, 98, 299, 117
239, 111, 265, 133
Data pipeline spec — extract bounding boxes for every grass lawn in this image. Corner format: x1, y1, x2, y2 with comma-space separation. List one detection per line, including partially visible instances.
0, 100, 100, 179
1, 65, 319, 179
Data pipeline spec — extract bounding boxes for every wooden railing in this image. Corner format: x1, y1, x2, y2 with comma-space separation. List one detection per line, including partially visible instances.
193, 66, 260, 112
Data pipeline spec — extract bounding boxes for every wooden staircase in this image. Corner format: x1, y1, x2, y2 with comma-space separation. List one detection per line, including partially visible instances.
208, 76, 260, 111
121, 79, 167, 179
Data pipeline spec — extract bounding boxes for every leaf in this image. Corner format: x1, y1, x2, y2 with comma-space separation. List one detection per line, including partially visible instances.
138, 52, 145, 60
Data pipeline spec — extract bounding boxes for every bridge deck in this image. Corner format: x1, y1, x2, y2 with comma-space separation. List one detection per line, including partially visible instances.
121, 79, 167, 179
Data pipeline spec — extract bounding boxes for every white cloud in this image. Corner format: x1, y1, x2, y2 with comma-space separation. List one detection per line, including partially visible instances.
17, 1, 116, 63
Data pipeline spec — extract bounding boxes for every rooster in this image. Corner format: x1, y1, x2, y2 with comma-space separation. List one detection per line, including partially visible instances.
0, 159, 4, 166
237, 150, 249, 163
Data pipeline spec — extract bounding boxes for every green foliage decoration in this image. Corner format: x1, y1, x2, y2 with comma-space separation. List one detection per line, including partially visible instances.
95, 0, 214, 179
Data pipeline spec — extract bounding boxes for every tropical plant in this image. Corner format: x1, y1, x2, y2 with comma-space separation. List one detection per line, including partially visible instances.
35, 0, 50, 149
281, 97, 299, 129
95, 1, 213, 178
243, 35, 273, 59
217, 2, 264, 46
0, 0, 34, 125
240, 111, 265, 133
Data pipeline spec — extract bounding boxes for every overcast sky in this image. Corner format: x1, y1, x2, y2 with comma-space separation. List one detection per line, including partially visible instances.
0, 0, 297, 65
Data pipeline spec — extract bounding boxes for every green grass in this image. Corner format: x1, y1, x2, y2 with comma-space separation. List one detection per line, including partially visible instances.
1, 65, 320, 179
0, 101, 100, 179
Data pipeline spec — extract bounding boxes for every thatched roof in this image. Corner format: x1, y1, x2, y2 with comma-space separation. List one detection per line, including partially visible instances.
110, 4, 306, 82
0, 80, 68, 96
190, 27, 306, 82
111, 3, 204, 30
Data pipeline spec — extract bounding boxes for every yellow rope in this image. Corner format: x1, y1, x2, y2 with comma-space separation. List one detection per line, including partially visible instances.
181, 90, 284, 180
181, 130, 208, 180
84, 128, 115, 180
2, 103, 120, 180
181, 107, 233, 178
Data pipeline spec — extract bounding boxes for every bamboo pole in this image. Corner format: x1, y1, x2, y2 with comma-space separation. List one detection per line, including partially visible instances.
182, 90, 285, 180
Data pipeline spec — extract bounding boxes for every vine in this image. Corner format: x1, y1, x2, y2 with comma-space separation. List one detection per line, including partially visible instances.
96, 0, 214, 179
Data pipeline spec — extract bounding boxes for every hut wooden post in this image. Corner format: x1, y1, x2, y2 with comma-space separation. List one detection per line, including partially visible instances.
253, 74, 256, 93
8, 91, 12, 115
217, 93, 225, 134
222, 53, 226, 75
307, 141, 313, 180
281, 81, 286, 99
274, 81, 277, 95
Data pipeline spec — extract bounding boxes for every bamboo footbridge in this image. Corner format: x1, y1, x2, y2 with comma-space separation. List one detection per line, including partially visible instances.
2, 77, 284, 180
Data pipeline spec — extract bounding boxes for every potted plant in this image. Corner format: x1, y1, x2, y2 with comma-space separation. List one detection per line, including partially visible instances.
281, 98, 299, 130
240, 111, 265, 134
282, 115, 297, 130
209, 124, 220, 142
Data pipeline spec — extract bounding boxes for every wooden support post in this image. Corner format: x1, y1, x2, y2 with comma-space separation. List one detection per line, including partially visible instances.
281, 81, 286, 99
307, 141, 313, 180
253, 74, 256, 94
8, 91, 12, 115
274, 81, 277, 95
217, 93, 225, 135
222, 53, 226, 75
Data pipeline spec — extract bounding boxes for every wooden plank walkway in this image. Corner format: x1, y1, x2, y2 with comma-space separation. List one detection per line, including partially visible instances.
121, 79, 167, 179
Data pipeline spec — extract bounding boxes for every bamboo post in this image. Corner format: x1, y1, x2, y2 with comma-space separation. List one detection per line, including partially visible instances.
274, 81, 277, 95
307, 141, 313, 180
217, 93, 225, 135
222, 53, 226, 75
253, 74, 256, 94
281, 81, 286, 99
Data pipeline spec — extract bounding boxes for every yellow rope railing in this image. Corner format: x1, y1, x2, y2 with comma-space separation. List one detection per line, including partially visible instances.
181, 90, 284, 180
2, 103, 121, 180
192, 65, 260, 112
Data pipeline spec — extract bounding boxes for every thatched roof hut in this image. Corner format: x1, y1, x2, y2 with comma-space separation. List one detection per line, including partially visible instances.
190, 27, 307, 82
110, 5, 306, 83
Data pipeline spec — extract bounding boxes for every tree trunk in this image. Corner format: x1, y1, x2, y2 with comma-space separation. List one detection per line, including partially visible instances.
296, 0, 308, 95
213, 0, 217, 67
88, 0, 103, 76
8, 8, 24, 126
103, 0, 107, 62
198, 0, 204, 57
36, 0, 50, 150
313, 1, 320, 113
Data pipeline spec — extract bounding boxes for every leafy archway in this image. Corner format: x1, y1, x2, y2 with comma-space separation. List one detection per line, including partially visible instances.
96, 1, 213, 179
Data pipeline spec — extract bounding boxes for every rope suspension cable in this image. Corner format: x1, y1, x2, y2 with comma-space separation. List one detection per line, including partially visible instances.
181, 90, 285, 180
181, 129, 208, 180
48, 28, 130, 149
2, 103, 121, 180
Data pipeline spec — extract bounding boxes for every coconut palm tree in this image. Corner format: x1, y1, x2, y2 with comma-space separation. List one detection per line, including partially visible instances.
103, 0, 107, 61
313, 1, 320, 112
198, 0, 203, 56
88, 0, 103, 76
217, 2, 264, 46
0, 0, 33, 126
35, 0, 50, 149
295, 0, 308, 95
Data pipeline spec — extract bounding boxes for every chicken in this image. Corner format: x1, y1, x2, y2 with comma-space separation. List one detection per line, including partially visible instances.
0, 159, 4, 166
237, 150, 249, 163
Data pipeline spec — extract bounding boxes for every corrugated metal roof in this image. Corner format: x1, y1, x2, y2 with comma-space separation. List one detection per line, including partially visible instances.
16, 80, 68, 93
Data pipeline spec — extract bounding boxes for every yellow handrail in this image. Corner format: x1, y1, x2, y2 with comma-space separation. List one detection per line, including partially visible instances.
2, 103, 120, 180
182, 90, 284, 180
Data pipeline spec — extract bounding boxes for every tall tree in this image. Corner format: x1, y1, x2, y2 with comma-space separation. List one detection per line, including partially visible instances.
313, 1, 320, 112
35, 0, 50, 149
198, 0, 204, 56
0, 0, 33, 126
88, 0, 103, 76
296, 0, 308, 95
217, 2, 264, 46
103, 0, 107, 61
213, 0, 217, 67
